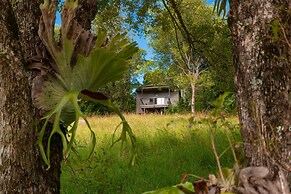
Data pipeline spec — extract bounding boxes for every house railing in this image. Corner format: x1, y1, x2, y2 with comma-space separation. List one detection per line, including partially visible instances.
140, 97, 171, 106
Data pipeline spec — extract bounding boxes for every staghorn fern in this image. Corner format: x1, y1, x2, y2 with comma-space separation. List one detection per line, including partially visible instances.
37, 0, 138, 169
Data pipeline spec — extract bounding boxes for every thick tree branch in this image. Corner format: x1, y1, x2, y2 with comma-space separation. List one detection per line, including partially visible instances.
75, 0, 98, 30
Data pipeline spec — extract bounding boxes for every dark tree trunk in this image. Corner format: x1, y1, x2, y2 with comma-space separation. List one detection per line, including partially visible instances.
0, 1, 61, 192
75, 0, 98, 31
228, 0, 291, 189
0, 0, 97, 193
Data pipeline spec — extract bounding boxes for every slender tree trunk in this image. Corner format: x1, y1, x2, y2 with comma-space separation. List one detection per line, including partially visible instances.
228, 0, 291, 187
0, 0, 97, 193
190, 81, 196, 117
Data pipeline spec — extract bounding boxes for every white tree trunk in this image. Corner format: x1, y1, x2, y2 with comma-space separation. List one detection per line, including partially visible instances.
190, 82, 195, 117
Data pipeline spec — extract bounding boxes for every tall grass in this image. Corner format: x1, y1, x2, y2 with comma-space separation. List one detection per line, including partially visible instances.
61, 113, 240, 194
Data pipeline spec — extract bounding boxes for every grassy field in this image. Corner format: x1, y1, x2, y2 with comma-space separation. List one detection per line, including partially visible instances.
60, 113, 241, 194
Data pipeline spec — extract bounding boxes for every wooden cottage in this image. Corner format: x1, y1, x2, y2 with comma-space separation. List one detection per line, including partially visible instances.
136, 85, 179, 114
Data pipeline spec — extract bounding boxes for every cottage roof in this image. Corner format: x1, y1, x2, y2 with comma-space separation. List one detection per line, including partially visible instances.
136, 85, 174, 93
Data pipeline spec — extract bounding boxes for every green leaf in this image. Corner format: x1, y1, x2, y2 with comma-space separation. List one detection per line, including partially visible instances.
73, 43, 137, 90
270, 19, 280, 41
210, 92, 231, 116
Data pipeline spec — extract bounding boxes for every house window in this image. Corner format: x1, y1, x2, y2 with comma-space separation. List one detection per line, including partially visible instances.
149, 98, 157, 104
157, 98, 165, 105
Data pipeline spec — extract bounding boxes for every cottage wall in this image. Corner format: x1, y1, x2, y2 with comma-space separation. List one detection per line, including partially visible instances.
136, 91, 179, 114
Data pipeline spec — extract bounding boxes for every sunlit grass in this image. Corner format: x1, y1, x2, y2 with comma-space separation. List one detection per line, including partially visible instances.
61, 113, 240, 194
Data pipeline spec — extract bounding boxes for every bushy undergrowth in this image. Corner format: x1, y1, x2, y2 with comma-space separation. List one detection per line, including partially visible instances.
60, 114, 240, 194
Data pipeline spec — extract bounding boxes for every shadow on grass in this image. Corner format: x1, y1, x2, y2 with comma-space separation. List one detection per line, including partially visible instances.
61, 123, 240, 194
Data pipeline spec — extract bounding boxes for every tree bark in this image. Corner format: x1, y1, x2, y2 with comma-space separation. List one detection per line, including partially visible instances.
0, 0, 97, 193
75, 0, 98, 31
0, 0, 61, 193
228, 0, 291, 188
